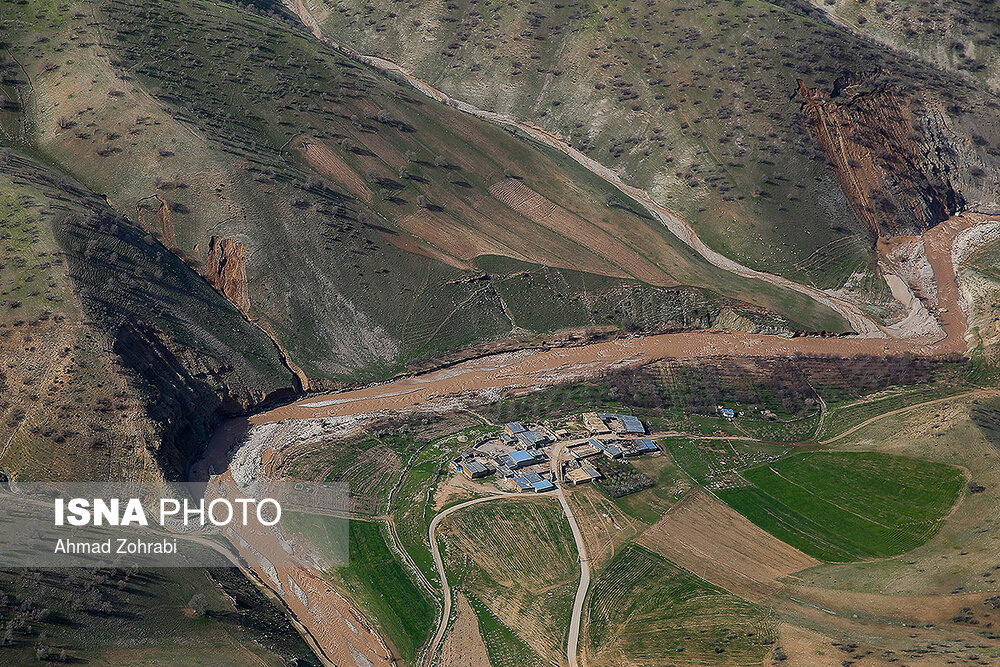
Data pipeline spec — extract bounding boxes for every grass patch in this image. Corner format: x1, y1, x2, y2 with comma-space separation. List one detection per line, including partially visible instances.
818, 384, 974, 441
718, 451, 964, 561
587, 544, 776, 666
334, 519, 434, 663
662, 437, 791, 488
441, 499, 578, 662
597, 454, 691, 524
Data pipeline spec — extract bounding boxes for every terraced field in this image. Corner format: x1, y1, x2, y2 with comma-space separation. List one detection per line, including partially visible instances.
718, 452, 965, 561
587, 544, 777, 666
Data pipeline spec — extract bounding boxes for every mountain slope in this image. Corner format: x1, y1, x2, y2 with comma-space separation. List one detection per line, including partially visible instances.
305, 0, 1000, 290
0, 149, 293, 480
1, 0, 852, 389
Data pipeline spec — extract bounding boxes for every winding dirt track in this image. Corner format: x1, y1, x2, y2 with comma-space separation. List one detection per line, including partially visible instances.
188, 210, 991, 667
282, 0, 883, 335
198, 8, 997, 664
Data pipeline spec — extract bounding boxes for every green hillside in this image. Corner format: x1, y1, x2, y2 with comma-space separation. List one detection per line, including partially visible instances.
309, 0, 1000, 289
2, 0, 853, 389
0, 150, 291, 479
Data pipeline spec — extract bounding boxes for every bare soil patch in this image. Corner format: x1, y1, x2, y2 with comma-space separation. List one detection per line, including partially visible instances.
637, 489, 819, 601
488, 178, 674, 286
297, 136, 373, 203
439, 593, 492, 667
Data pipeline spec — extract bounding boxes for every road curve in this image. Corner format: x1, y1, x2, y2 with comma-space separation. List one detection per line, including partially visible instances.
281, 0, 882, 337
424, 493, 584, 667
424, 495, 516, 667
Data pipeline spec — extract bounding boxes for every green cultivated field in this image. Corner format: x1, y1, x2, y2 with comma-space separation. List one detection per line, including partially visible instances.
335, 520, 434, 663
587, 544, 776, 666
718, 452, 964, 562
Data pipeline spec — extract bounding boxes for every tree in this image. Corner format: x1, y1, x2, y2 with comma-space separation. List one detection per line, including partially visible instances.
416, 195, 429, 208
187, 593, 208, 618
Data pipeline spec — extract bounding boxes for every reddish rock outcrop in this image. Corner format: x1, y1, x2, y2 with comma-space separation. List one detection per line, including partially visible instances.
205, 236, 250, 314
155, 194, 176, 249
797, 73, 962, 239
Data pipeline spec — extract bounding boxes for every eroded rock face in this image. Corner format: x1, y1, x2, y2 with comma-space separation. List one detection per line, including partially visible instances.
205, 236, 250, 314
155, 195, 175, 249
797, 72, 964, 239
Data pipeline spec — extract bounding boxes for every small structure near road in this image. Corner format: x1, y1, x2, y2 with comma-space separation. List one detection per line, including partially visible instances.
566, 466, 602, 485
717, 405, 736, 419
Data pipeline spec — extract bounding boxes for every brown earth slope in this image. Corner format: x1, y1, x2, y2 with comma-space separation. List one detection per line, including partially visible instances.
205, 236, 251, 315
797, 72, 963, 239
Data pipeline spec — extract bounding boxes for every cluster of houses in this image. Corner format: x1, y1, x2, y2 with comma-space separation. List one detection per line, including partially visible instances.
450, 411, 659, 494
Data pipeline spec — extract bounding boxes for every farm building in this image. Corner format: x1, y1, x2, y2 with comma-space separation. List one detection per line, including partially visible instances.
531, 479, 555, 493
501, 449, 544, 469
592, 440, 624, 459
459, 460, 490, 479
508, 477, 533, 492
717, 406, 736, 419
623, 438, 660, 457
566, 466, 602, 485
568, 441, 602, 459
583, 412, 612, 434
495, 464, 514, 478
515, 429, 550, 448
597, 412, 646, 434
504, 421, 527, 436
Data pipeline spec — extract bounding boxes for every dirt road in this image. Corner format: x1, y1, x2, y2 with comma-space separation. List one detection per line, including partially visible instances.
185, 211, 990, 667
281, 0, 883, 337
424, 495, 529, 667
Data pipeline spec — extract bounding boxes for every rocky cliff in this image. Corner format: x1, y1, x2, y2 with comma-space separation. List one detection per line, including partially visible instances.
796, 73, 963, 240
205, 236, 251, 315
53, 187, 293, 476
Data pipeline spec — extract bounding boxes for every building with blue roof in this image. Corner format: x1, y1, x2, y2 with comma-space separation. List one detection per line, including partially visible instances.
632, 438, 659, 453
502, 450, 538, 469
531, 479, 555, 493
509, 477, 532, 492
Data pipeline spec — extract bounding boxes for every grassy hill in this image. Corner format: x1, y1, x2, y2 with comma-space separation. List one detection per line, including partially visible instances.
2, 0, 854, 390
306, 0, 1000, 290
0, 150, 292, 480
802, 0, 1000, 93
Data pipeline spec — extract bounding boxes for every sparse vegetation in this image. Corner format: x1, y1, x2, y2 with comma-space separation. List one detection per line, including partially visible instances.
588, 544, 777, 666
